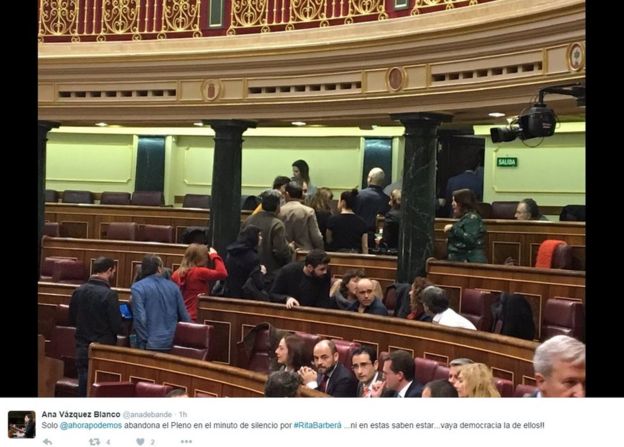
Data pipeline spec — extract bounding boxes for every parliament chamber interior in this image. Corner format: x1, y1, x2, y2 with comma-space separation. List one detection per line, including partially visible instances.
37, 0, 586, 398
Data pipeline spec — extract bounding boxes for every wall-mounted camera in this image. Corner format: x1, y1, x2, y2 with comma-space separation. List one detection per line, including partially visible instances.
490, 82, 584, 143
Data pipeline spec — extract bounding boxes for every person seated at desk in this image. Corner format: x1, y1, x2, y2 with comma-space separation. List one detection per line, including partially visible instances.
330, 269, 364, 310
515, 198, 548, 221
533, 335, 585, 397
351, 346, 382, 397
405, 276, 434, 322
298, 339, 358, 397
369, 350, 424, 398
454, 363, 501, 398
265, 370, 301, 397
347, 277, 388, 316
11, 413, 35, 438
420, 286, 476, 330
274, 334, 310, 372
422, 379, 458, 398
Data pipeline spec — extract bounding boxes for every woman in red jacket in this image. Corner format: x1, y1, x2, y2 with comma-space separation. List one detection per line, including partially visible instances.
172, 244, 227, 321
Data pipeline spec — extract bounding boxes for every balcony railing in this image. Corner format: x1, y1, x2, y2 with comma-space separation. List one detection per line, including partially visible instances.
38, 0, 204, 42
38, 0, 494, 42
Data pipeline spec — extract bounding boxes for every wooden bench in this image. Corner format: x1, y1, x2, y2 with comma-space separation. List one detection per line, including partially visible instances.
38, 334, 64, 397
88, 343, 325, 397
196, 296, 537, 388
296, 251, 398, 292
41, 237, 187, 289
45, 203, 209, 241
38, 282, 537, 388
46, 203, 584, 268
40, 244, 586, 340
426, 259, 585, 340
434, 219, 585, 269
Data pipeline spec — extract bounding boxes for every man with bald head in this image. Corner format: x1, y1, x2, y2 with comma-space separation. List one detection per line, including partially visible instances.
298, 339, 358, 397
354, 167, 390, 248
348, 277, 388, 316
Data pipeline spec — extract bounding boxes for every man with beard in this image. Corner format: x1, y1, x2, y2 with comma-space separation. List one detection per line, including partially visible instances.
299, 339, 357, 397
69, 257, 121, 397
270, 249, 333, 309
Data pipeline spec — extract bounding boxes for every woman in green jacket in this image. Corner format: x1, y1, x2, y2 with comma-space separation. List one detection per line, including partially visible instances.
444, 188, 487, 263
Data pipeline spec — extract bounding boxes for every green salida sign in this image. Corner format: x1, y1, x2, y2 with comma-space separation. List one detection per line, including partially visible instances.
497, 157, 518, 167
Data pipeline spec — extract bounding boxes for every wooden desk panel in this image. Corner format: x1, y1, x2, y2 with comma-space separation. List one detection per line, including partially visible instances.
39, 281, 131, 305
295, 251, 398, 292
40, 235, 585, 340
435, 219, 585, 269
41, 237, 187, 289
88, 344, 325, 397
38, 283, 536, 388
196, 297, 537, 388
39, 335, 65, 397
426, 260, 585, 340
45, 203, 210, 240
46, 204, 585, 269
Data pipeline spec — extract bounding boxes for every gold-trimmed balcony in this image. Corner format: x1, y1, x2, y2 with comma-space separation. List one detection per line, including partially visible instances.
38, 0, 585, 126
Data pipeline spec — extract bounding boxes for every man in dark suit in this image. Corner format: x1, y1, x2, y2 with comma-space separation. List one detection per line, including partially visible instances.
299, 339, 357, 397
351, 346, 382, 397
354, 167, 390, 247
371, 350, 423, 398
442, 158, 483, 217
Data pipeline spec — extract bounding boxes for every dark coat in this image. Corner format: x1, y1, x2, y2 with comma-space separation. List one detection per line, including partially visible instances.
348, 298, 389, 316
270, 262, 332, 308
354, 185, 390, 232
382, 208, 401, 249
223, 241, 264, 299
319, 363, 358, 397
243, 211, 293, 275
445, 170, 483, 205
69, 277, 121, 348
383, 380, 424, 398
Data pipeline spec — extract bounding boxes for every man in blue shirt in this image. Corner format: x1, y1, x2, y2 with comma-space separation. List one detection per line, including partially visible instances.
131, 254, 190, 351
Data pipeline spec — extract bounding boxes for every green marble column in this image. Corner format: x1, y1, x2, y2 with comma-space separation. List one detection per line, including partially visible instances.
38, 121, 60, 275
391, 113, 451, 283
205, 120, 256, 255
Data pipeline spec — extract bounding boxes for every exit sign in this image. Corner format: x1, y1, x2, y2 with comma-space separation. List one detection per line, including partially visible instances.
497, 157, 518, 167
